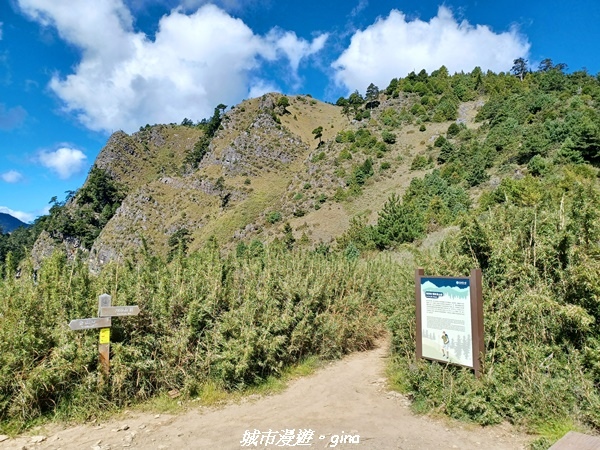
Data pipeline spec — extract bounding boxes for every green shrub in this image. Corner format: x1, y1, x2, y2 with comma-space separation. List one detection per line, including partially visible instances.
266, 211, 282, 224
382, 131, 397, 144
387, 174, 600, 431
311, 152, 326, 163
527, 155, 548, 176
0, 246, 388, 430
410, 155, 434, 171
447, 122, 460, 138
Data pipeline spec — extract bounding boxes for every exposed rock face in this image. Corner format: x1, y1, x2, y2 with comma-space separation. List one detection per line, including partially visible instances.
204, 112, 309, 177
31, 92, 371, 270
31, 231, 85, 270
31, 231, 57, 270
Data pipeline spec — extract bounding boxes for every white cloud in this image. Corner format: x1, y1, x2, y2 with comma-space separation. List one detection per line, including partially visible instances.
350, 0, 368, 18
248, 79, 279, 99
38, 147, 87, 179
267, 30, 328, 73
1, 170, 23, 183
332, 6, 530, 93
0, 22, 3, 40
0, 206, 35, 223
18, 1, 327, 133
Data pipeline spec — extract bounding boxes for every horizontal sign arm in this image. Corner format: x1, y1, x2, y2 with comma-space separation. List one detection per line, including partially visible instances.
69, 317, 112, 331
99, 306, 140, 317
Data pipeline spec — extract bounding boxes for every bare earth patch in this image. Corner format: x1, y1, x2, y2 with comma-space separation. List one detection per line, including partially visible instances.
1, 339, 532, 450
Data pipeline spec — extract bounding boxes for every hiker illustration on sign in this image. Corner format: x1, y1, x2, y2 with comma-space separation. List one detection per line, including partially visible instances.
441, 331, 450, 358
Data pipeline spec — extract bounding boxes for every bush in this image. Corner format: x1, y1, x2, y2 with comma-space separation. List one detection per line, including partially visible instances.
447, 122, 460, 138
311, 152, 326, 163
387, 175, 600, 432
410, 155, 434, 171
266, 211, 282, 224
527, 155, 548, 176
335, 130, 356, 143
382, 131, 397, 144
0, 247, 388, 430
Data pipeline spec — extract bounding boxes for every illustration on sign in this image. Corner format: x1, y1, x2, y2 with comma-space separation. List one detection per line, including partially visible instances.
420, 277, 473, 368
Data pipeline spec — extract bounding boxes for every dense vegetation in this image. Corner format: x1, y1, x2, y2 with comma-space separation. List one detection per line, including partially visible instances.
0, 244, 389, 432
387, 168, 600, 448
182, 103, 227, 170
1, 61, 600, 447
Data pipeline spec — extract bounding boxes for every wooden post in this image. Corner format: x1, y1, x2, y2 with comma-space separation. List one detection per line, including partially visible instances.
98, 294, 111, 377
415, 268, 425, 362
470, 268, 484, 378
68, 293, 140, 381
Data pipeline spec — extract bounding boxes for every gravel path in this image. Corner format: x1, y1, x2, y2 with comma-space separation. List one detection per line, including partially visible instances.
0, 341, 531, 450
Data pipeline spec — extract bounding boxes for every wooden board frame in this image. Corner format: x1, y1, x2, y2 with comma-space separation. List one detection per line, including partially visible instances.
415, 268, 484, 377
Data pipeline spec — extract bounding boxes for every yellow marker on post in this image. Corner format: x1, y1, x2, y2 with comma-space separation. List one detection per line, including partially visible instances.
99, 327, 110, 344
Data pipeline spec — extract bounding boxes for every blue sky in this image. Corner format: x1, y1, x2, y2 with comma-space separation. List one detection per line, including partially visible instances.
1, 0, 599, 223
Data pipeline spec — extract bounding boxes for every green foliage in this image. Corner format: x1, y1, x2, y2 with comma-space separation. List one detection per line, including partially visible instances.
434, 135, 447, 148
167, 228, 190, 262
283, 222, 295, 249
511, 57, 528, 81
379, 108, 403, 128
348, 158, 374, 188
312, 126, 324, 146
266, 211, 282, 224
388, 174, 600, 431
311, 151, 326, 163
447, 122, 460, 138
40, 167, 126, 249
527, 155, 548, 176
276, 96, 290, 113
184, 104, 226, 169
365, 83, 380, 109
432, 94, 459, 122
335, 130, 355, 143
436, 141, 455, 164
373, 194, 424, 249
381, 130, 396, 144
337, 149, 352, 162
410, 155, 434, 171
0, 246, 387, 430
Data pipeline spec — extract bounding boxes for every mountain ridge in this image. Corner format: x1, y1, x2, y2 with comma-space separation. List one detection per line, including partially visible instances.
0, 212, 27, 233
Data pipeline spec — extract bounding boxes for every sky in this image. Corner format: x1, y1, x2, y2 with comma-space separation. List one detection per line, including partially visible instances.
1, 0, 599, 223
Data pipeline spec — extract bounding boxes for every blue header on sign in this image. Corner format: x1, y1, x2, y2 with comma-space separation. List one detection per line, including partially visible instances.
421, 277, 470, 289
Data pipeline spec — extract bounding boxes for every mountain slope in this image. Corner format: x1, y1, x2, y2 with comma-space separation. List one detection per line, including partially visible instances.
88, 91, 468, 267
0, 212, 27, 233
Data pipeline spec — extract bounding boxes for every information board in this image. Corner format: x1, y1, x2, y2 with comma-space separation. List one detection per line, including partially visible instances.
415, 269, 484, 376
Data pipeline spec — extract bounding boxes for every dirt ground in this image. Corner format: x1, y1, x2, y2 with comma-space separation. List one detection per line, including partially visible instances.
0, 340, 533, 450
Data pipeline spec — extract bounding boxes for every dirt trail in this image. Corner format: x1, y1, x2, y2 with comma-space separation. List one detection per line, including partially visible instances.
1, 341, 531, 450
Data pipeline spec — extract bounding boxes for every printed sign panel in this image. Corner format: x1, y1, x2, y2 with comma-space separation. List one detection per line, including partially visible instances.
420, 277, 473, 368
99, 328, 111, 344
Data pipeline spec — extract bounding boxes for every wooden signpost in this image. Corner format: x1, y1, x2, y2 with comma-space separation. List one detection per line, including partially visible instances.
69, 293, 140, 377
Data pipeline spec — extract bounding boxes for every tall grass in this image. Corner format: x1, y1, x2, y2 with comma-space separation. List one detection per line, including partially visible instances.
386, 173, 600, 437
0, 244, 392, 432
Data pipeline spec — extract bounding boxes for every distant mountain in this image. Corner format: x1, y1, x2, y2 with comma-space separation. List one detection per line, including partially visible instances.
0, 212, 27, 233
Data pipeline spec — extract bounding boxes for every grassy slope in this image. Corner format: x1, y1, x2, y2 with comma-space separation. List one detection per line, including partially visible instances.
91, 93, 481, 261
